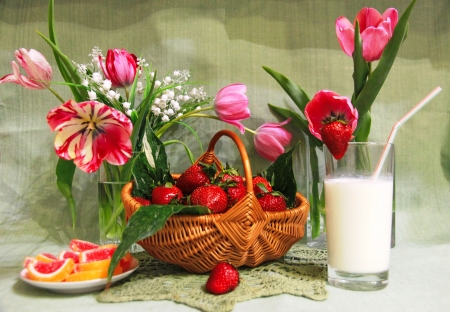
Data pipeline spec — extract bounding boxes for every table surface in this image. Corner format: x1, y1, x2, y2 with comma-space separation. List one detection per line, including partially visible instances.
1, 242, 449, 312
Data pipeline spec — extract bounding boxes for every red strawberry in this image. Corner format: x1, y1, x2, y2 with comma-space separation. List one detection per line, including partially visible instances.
151, 183, 183, 205
320, 121, 353, 160
225, 183, 246, 208
134, 196, 151, 206
252, 176, 273, 195
257, 192, 287, 212
176, 163, 216, 195
205, 262, 240, 295
189, 185, 228, 213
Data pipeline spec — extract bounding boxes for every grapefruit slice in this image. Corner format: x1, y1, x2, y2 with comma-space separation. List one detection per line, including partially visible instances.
69, 239, 99, 252
35, 253, 57, 262
59, 250, 80, 264
26, 259, 75, 282
65, 269, 107, 281
75, 259, 111, 272
23, 257, 35, 268
79, 246, 116, 263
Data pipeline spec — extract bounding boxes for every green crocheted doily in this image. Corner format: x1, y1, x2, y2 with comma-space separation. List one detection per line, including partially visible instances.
97, 244, 328, 312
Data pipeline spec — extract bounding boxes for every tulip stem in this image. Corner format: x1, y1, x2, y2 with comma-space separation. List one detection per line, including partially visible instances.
48, 86, 65, 103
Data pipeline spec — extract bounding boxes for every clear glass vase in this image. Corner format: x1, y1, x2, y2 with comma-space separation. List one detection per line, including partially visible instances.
98, 163, 128, 245
306, 145, 327, 249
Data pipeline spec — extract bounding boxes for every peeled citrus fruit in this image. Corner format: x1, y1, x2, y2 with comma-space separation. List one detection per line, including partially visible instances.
59, 250, 80, 264
75, 258, 111, 272
26, 259, 75, 282
80, 246, 116, 262
35, 253, 57, 262
69, 239, 99, 252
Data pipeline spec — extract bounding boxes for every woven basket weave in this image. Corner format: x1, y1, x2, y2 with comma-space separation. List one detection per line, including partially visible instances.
122, 129, 309, 273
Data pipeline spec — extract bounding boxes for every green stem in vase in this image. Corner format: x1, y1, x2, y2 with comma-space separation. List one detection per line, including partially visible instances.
309, 145, 324, 239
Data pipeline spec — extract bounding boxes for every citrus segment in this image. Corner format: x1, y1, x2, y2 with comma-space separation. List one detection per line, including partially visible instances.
75, 259, 111, 272
65, 270, 107, 282
35, 253, 57, 262
119, 252, 133, 271
23, 257, 35, 268
69, 239, 99, 252
59, 250, 80, 264
80, 246, 116, 263
26, 259, 75, 282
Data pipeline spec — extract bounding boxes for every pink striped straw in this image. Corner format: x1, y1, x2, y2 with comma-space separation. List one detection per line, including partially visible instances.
373, 86, 443, 179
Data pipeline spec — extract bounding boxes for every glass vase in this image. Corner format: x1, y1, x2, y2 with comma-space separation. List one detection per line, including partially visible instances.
98, 163, 128, 246
306, 145, 327, 249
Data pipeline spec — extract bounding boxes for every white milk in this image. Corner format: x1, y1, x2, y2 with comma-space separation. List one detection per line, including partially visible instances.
325, 177, 393, 274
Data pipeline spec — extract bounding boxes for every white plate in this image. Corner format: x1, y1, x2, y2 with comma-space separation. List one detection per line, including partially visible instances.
19, 257, 139, 294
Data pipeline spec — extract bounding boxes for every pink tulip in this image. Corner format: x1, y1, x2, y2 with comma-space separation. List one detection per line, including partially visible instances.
0, 48, 52, 89
254, 119, 293, 162
336, 7, 398, 62
99, 49, 138, 89
47, 100, 133, 173
304, 90, 358, 141
214, 83, 251, 134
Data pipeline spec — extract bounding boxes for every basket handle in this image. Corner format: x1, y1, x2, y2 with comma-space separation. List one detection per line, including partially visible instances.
205, 130, 254, 194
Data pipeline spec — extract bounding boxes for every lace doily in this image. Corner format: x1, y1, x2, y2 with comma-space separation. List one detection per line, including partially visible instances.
97, 244, 328, 312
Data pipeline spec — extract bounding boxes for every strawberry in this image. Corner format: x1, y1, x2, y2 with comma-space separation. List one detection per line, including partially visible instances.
151, 182, 183, 205
176, 162, 216, 195
252, 176, 273, 195
189, 185, 228, 214
257, 192, 287, 212
320, 121, 353, 160
225, 183, 246, 208
134, 196, 151, 206
205, 262, 240, 295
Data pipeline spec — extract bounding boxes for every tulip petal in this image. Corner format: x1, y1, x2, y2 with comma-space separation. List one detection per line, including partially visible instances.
254, 119, 293, 162
47, 100, 133, 173
361, 27, 390, 62
336, 17, 355, 57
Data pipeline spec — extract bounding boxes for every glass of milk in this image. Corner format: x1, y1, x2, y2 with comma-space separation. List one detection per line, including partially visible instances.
324, 142, 394, 291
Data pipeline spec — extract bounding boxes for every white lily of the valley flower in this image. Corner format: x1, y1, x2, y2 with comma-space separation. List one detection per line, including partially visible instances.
166, 108, 174, 116
154, 80, 161, 88
183, 95, 190, 101
151, 106, 161, 115
88, 91, 97, 100
164, 76, 172, 84
122, 102, 131, 110
92, 72, 103, 83
102, 79, 112, 91
82, 79, 89, 87
171, 100, 180, 111
126, 109, 133, 116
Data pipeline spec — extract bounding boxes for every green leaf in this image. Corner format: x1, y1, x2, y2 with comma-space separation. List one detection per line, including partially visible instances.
261, 144, 298, 208
107, 204, 211, 282
263, 66, 310, 112
163, 139, 195, 164
132, 125, 174, 198
353, 0, 417, 121
55, 158, 77, 228
351, 21, 370, 102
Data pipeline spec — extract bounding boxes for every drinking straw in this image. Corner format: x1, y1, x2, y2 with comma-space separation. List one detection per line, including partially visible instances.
373, 86, 443, 179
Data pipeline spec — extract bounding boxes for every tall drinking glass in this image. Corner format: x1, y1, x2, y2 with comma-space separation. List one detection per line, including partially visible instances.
324, 142, 394, 291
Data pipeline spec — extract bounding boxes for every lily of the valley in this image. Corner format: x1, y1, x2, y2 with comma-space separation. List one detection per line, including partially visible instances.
336, 7, 398, 62
214, 83, 251, 134
47, 100, 133, 173
304, 90, 358, 141
0, 48, 52, 90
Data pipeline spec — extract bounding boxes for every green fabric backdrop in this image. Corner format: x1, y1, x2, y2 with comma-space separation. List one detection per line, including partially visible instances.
0, 0, 449, 269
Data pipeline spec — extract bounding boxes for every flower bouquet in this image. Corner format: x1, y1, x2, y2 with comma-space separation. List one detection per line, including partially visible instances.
0, 0, 294, 244
263, 0, 416, 241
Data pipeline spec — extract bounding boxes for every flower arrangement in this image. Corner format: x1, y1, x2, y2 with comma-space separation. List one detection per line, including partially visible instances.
0, 0, 293, 238
263, 0, 416, 239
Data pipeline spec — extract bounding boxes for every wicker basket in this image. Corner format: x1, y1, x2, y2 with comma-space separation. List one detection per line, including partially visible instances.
121, 129, 309, 273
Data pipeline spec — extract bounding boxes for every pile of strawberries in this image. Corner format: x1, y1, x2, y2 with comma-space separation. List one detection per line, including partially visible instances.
134, 162, 288, 213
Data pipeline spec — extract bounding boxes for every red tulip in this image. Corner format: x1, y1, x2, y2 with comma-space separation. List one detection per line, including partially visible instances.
304, 90, 358, 141
0, 48, 52, 89
99, 49, 138, 89
214, 84, 250, 133
254, 119, 292, 162
336, 7, 398, 62
47, 100, 133, 173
